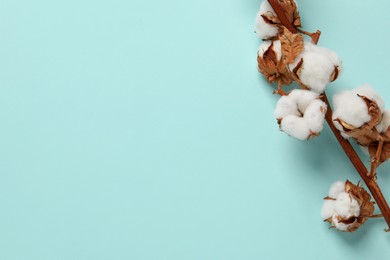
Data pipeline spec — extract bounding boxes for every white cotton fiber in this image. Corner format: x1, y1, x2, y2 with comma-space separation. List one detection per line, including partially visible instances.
376, 110, 390, 133
334, 192, 360, 218
288, 89, 319, 113
289, 42, 341, 93
275, 90, 326, 140
254, 1, 279, 40
332, 90, 371, 129
328, 181, 345, 199
296, 51, 336, 93
321, 200, 335, 220
280, 115, 310, 140
304, 99, 327, 133
274, 96, 300, 119
304, 42, 341, 67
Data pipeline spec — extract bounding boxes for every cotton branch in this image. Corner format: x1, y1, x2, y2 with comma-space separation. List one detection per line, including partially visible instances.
267, 0, 390, 231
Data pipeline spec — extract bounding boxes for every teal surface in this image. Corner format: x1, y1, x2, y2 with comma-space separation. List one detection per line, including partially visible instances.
1, 0, 390, 259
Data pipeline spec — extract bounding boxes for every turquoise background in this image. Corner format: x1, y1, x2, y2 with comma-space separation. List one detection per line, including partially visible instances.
1, 0, 390, 259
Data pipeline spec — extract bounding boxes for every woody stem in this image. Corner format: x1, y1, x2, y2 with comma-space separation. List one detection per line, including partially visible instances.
267, 0, 390, 231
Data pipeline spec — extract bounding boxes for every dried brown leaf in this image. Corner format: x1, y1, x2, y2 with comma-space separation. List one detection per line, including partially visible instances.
279, 0, 301, 27
257, 41, 293, 86
345, 180, 375, 220
279, 27, 304, 64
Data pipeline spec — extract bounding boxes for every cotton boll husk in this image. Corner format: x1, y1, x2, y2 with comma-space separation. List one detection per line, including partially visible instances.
280, 115, 310, 140
274, 96, 300, 119
332, 215, 355, 231
288, 89, 319, 113
353, 85, 384, 112
334, 192, 360, 218
258, 41, 272, 57
332, 90, 371, 128
328, 181, 345, 199
304, 99, 327, 133
376, 110, 390, 133
258, 40, 282, 61
254, 1, 279, 40
321, 200, 335, 220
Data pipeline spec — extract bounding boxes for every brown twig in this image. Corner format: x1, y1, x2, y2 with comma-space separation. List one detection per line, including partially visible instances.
267, 0, 390, 231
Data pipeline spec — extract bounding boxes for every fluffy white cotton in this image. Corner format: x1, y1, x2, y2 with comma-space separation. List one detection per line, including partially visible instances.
304, 99, 327, 133
288, 89, 319, 113
332, 85, 383, 134
258, 40, 282, 61
289, 42, 341, 93
376, 110, 390, 133
334, 192, 360, 218
304, 42, 341, 67
275, 90, 326, 140
321, 200, 335, 220
280, 115, 310, 140
254, 1, 279, 40
332, 90, 371, 130
328, 181, 345, 199
274, 95, 300, 119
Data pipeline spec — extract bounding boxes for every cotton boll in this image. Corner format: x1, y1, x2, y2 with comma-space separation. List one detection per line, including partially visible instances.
328, 181, 345, 199
353, 85, 384, 112
376, 110, 390, 133
280, 115, 310, 140
304, 99, 327, 133
254, 1, 279, 40
288, 89, 319, 113
289, 42, 341, 93
297, 51, 336, 93
321, 200, 335, 220
332, 90, 371, 129
334, 192, 360, 218
274, 96, 300, 119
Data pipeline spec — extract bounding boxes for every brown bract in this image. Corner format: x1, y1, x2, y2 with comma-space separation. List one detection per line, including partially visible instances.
257, 41, 293, 86
344, 180, 375, 232
280, 27, 304, 64
257, 26, 305, 90
261, 0, 301, 36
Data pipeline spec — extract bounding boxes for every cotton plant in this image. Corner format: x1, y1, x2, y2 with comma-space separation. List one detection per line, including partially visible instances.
255, 0, 390, 233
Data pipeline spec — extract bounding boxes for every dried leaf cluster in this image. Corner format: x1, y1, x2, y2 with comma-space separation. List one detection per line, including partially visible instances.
261, 0, 301, 39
